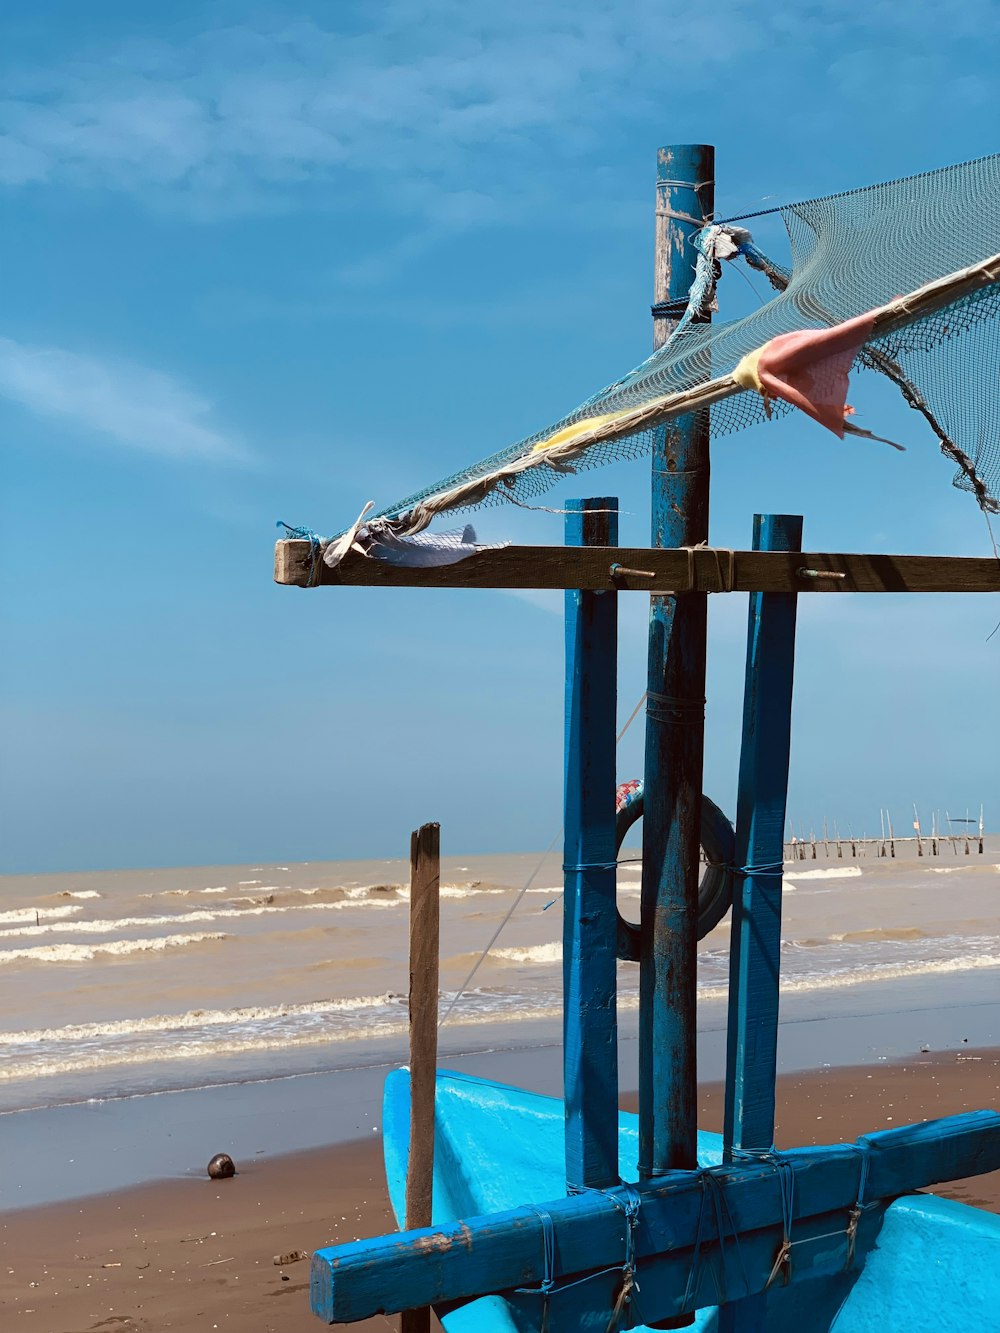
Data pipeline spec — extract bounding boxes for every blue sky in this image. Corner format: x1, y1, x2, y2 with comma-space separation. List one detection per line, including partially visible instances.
1, 1, 997, 873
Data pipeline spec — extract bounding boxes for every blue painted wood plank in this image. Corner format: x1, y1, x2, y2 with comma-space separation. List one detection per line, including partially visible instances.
563, 497, 620, 1190
723, 514, 803, 1159
719, 513, 802, 1333
310, 1109, 1000, 1323
641, 142, 715, 1180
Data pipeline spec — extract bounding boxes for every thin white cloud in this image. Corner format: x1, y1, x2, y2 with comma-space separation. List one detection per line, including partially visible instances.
0, 5, 769, 218
0, 336, 246, 462
0, 2, 996, 267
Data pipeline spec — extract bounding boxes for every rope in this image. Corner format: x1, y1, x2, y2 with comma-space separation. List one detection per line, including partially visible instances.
611, 544, 736, 594
646, 689, 705, 726
731, 861, 785, 879
604, 1184, 643, 1332
567, 1183, 646, 1331
438, 827, 560, 1028
439, 688, 648, 1026
654, 208, 713, 228
522, 1151, 884, 1325
276, 521, 323, 587
655, 178, 716, 192
515, 1205, 557, 1333
728, 1148, 795, 1290
708, 545, 737, 593
766, 1157, 796, 1288
681, 1167, 753, 1313
845, 1140, 872, 1269
617, 692, 648, 743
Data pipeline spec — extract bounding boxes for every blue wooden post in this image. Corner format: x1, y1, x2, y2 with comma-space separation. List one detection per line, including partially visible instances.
640, 144, 715, 1182
719, 513, 802, 1333
563, 497, 620, 1190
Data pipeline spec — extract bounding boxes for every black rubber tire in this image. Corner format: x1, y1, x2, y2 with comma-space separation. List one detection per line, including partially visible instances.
615, 787, 735, 958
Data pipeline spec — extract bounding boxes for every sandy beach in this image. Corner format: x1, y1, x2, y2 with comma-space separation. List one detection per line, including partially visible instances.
3, 1047, 997, 1333
2, 843, 997, 1329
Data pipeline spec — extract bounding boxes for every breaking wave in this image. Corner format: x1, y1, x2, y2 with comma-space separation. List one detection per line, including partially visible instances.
0, 932, 226, 967
783, 867, 863, 881
0, 905, 83, 926
492, 943, 563, 965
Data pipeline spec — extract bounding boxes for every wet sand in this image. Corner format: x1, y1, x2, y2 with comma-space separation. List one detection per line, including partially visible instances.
2, 1048, 997, 1332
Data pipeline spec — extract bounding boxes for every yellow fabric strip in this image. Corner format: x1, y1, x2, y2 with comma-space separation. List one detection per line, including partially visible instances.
531, 411, 627, 453
732, 346, 766, 394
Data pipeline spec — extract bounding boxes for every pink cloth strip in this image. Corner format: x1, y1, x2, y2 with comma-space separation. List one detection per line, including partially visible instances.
755, 311, 877, 437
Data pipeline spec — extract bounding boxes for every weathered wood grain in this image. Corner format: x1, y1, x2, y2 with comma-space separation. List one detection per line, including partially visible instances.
405, 824, 440, 1230
401, 823, 441, 1333
275, 540, 1000, 593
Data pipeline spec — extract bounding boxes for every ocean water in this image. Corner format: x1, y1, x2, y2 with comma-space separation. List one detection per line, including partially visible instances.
1, 839, 998, 1114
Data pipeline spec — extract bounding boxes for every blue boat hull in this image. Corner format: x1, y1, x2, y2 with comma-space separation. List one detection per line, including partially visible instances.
383, 1069, 1000, 1333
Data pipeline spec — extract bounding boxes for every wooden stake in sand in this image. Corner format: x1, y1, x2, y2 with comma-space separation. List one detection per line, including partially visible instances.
402, 822, 441, 1333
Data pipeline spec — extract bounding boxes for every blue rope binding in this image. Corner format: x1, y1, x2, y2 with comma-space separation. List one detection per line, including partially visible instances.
845, 1139, 872, 1269
517, 1183, 647, 1332
276, 520, 325, 588
728, 1148, 795, 1291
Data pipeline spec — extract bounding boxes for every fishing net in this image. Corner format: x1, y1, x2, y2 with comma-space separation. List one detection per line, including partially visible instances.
368, 155, 1000, 535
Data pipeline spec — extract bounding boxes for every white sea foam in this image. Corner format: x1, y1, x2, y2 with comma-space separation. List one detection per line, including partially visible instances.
927, 865, 1000, 875
439, 884, 506, 899
0, 994, 413, 1083
0, 1021, 412, 1083
783, 867, 863, 881
59, 891, 101, 900
0, 994, 400, 1046
693, 949, 1000, 1004
0, 905, 84, 925
0, 932, 226, 967
493, 943, 563, 964
0, 898, 405, 940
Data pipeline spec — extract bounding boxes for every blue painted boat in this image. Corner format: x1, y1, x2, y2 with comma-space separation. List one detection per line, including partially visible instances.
380, 1069, 1000, 1333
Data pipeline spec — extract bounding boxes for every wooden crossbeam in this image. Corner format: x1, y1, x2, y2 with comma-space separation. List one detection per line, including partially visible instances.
310, 1110, 1000, 1324
275, 541, 1000, 593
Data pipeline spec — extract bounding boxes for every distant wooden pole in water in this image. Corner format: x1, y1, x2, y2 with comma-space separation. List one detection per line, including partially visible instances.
640, 141, 714, 1185
402, 822, 440, 1333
